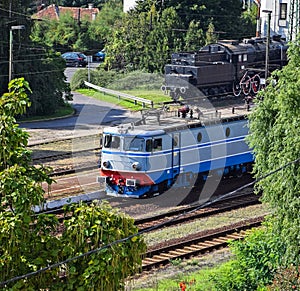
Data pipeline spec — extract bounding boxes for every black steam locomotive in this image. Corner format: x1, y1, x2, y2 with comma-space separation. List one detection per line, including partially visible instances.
163, 36, 288, 100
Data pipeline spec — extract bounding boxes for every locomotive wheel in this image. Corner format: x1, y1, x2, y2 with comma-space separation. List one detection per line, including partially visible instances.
242, 75, 251, 95
232, 80, 242, 97
158, 180, 168, 194
251, 75, 261, 94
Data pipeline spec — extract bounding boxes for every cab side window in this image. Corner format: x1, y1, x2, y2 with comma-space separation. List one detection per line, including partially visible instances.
104, 135, 112, 148
153, 138, 162, 151
146, 139, 153, 152
104, 135, 120, 149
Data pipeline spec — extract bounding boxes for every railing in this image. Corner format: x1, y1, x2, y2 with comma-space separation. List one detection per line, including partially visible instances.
84, 81, 154, 108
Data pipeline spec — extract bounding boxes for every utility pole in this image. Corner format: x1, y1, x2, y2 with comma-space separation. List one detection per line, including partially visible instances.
254, 0, 261, 37
289, 0, 300, 41
262, 10, 272, 81
9, 25, 25, 83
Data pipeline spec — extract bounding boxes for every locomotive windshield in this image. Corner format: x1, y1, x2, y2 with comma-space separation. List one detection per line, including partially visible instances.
103, 134, 120, 149
124, 137, 144, 151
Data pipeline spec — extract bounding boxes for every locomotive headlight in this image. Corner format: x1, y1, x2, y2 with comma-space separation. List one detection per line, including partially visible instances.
132, 162, 140, 171
102, 160, 110, 169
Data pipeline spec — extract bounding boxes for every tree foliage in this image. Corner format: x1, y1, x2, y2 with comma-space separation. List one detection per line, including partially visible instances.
58, 0, 107, 8
106, 6, 184, 73
0, 79, 146, 290
31, 0, 256, 75
247, 37, 300, 265
0, 78, 58, 287
210, 223, 284, 290
89, 0, 123, 49
103, 0, 256, 73
184, 20, 205, 51
0, 1, 70, 116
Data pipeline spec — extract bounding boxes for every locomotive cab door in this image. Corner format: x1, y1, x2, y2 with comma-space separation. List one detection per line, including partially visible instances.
172, 133, 180, 178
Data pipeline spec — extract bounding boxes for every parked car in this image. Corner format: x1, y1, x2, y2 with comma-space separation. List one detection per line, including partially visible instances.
93, 49, 106, 62
61, 52, 88, 67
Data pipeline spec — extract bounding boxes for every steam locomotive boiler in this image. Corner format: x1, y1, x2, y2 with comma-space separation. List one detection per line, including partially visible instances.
164, 36, 288, 100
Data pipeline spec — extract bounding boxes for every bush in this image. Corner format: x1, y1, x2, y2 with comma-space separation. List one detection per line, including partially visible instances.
109, 70, 164, 90
210, 222, 285, 290
70, 69, 164, 91
267, 265, 300, 290
70, 68, 88, 90
70, 68, 118, 90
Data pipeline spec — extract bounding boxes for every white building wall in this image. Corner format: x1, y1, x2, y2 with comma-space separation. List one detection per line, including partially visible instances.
260, 0, 296, 41
123, 0, 137, 12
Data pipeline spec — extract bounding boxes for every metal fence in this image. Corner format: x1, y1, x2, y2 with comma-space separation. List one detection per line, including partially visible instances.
84, 81, 154, 108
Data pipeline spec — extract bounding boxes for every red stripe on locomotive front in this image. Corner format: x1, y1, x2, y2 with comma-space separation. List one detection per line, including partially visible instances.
100, 169, 155, 185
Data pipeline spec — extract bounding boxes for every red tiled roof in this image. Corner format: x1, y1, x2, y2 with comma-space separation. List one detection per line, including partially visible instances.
32, 4, 99, 21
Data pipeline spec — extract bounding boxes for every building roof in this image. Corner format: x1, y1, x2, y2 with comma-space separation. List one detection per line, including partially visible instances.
32, 4, 99, 22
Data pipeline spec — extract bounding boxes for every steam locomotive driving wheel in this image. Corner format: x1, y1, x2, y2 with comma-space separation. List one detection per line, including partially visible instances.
251, 74, 261, 94
241, 75, 251, 95
232, 80, 242, 97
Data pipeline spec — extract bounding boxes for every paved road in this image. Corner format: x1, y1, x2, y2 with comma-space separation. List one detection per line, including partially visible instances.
20, 92, 137, 144
21, 92, 132, 129
19, 64, 140, 143
64, 62, 100, 83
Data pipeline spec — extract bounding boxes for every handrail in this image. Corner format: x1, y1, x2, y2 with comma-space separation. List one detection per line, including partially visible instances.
84, 81, 154, 108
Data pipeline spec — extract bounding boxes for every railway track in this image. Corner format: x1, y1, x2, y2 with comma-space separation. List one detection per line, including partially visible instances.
27, 133, 101, 147
31, 147, 100, 177
135, 192, 259, 231
36, 180, 263, 275
29, 133, 101, 177
31, 147, 100, 164
142, 216, 263, 271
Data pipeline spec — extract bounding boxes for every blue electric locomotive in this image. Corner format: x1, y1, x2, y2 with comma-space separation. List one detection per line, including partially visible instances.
98, 106, 253, 198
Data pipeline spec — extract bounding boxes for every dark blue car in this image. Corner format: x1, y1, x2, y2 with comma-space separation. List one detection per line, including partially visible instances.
93, 49, 106, 62
62, 52, 88, 67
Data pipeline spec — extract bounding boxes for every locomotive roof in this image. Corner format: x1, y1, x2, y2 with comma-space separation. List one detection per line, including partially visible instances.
201, 37, 287, 55
103, 103, 251, 137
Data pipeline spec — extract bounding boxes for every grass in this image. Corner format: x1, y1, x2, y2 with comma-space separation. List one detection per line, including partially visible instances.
132, 269, 216, 290
18, 104, 74, 122
129, 204, 271, 290
143, 204, 269, 247
77, 88, 171, 111
19, 87, 171, 122
128, 255, 231, 291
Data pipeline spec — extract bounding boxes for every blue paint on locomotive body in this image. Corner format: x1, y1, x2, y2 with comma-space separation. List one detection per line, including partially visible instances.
99, 110, 253, 198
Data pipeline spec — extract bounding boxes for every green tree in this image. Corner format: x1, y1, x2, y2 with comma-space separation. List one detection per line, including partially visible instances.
31, 13, 81, 51
0, 78, 146, 290
205, 21, 218, 45
0, 78, 59, 288
247, 37, 300, 265
240, 4, 257, 39
106, 6, 183, 72
106, 0, 255, 73
1, 1, 70, 116
160, 0, 244, 39
89, 0, 123, 49
184, 20, 205, 51
59, 0, 107, 8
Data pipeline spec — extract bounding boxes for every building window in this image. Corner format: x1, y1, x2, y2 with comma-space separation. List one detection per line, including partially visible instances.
279, 3, 287, 20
